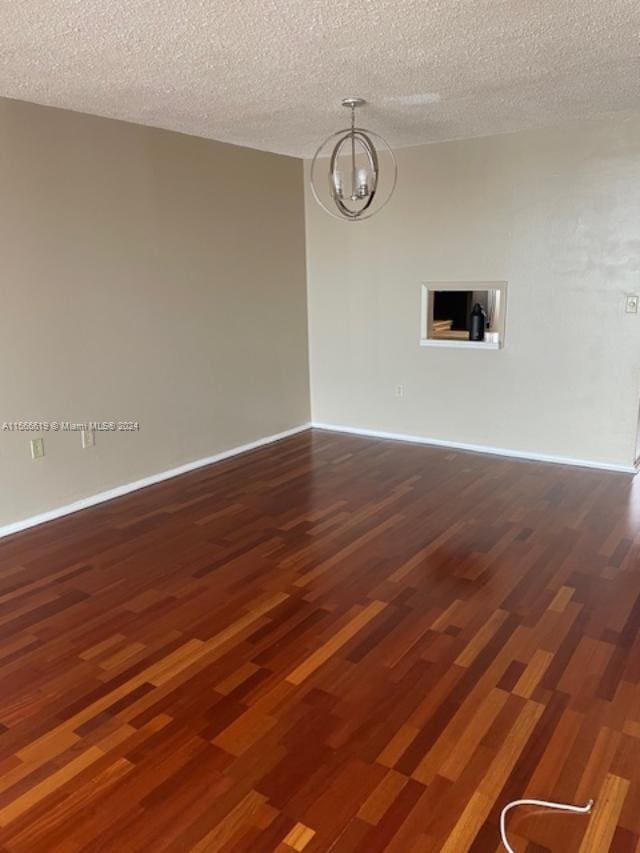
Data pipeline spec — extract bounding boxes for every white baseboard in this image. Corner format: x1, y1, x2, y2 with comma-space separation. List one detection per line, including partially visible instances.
4, 419, 634, 541
0, 423, 311, 541
312, 422, 638, 475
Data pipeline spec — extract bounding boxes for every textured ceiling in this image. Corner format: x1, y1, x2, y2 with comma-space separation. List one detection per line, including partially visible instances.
1, 0, 639, 158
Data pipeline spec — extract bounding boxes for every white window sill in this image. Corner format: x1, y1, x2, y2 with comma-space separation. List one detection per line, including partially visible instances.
419, 338, 501, 350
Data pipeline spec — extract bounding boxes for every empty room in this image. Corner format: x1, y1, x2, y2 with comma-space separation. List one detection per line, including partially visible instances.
1, 1, 639, 850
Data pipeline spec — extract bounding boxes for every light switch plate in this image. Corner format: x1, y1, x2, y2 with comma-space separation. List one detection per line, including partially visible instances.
626, 295, 639, 314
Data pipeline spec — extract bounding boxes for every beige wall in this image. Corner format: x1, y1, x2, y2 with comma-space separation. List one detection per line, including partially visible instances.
2, 103, 638, 531
305, 114, 640, 468
0, 98, 310, 527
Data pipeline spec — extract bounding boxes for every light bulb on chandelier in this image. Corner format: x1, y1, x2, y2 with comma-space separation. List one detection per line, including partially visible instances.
310, 98, 397, 222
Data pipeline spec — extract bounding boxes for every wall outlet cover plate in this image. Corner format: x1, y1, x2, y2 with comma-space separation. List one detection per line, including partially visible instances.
30, 438, 45, 459
81, 429, 95, 449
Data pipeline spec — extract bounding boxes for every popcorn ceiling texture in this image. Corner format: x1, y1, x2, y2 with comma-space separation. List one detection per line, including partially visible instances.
1, 0, 639, 157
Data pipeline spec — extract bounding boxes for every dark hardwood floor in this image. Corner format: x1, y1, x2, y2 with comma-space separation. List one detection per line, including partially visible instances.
0, 428, 639, 851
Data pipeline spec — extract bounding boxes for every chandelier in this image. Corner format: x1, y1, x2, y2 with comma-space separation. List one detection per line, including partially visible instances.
310, 98, 397, 222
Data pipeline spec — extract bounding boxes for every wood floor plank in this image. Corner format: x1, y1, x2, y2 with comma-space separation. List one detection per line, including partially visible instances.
0, 429, 638, 850
0, 746, 105, 827
285, 600, 387, 685
578, 773, 629, 852
282, 821, 316, 850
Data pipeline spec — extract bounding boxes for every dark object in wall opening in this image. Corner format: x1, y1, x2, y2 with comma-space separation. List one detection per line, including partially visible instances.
469, 303, 487, 341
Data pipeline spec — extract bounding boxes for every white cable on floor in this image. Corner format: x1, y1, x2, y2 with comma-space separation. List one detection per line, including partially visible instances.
500, 797, 594, 852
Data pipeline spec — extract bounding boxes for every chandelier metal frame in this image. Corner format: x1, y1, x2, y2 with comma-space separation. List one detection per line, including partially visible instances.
310, 98, 398, 222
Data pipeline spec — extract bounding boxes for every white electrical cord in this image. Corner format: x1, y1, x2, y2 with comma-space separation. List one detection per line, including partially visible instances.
500, 797, 594, 852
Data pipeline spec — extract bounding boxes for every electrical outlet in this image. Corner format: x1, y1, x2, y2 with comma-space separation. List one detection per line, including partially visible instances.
81, 429, 95, 449
626, 295, 639, 314
30, 438, 45, 460
395, 384, 404, 398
